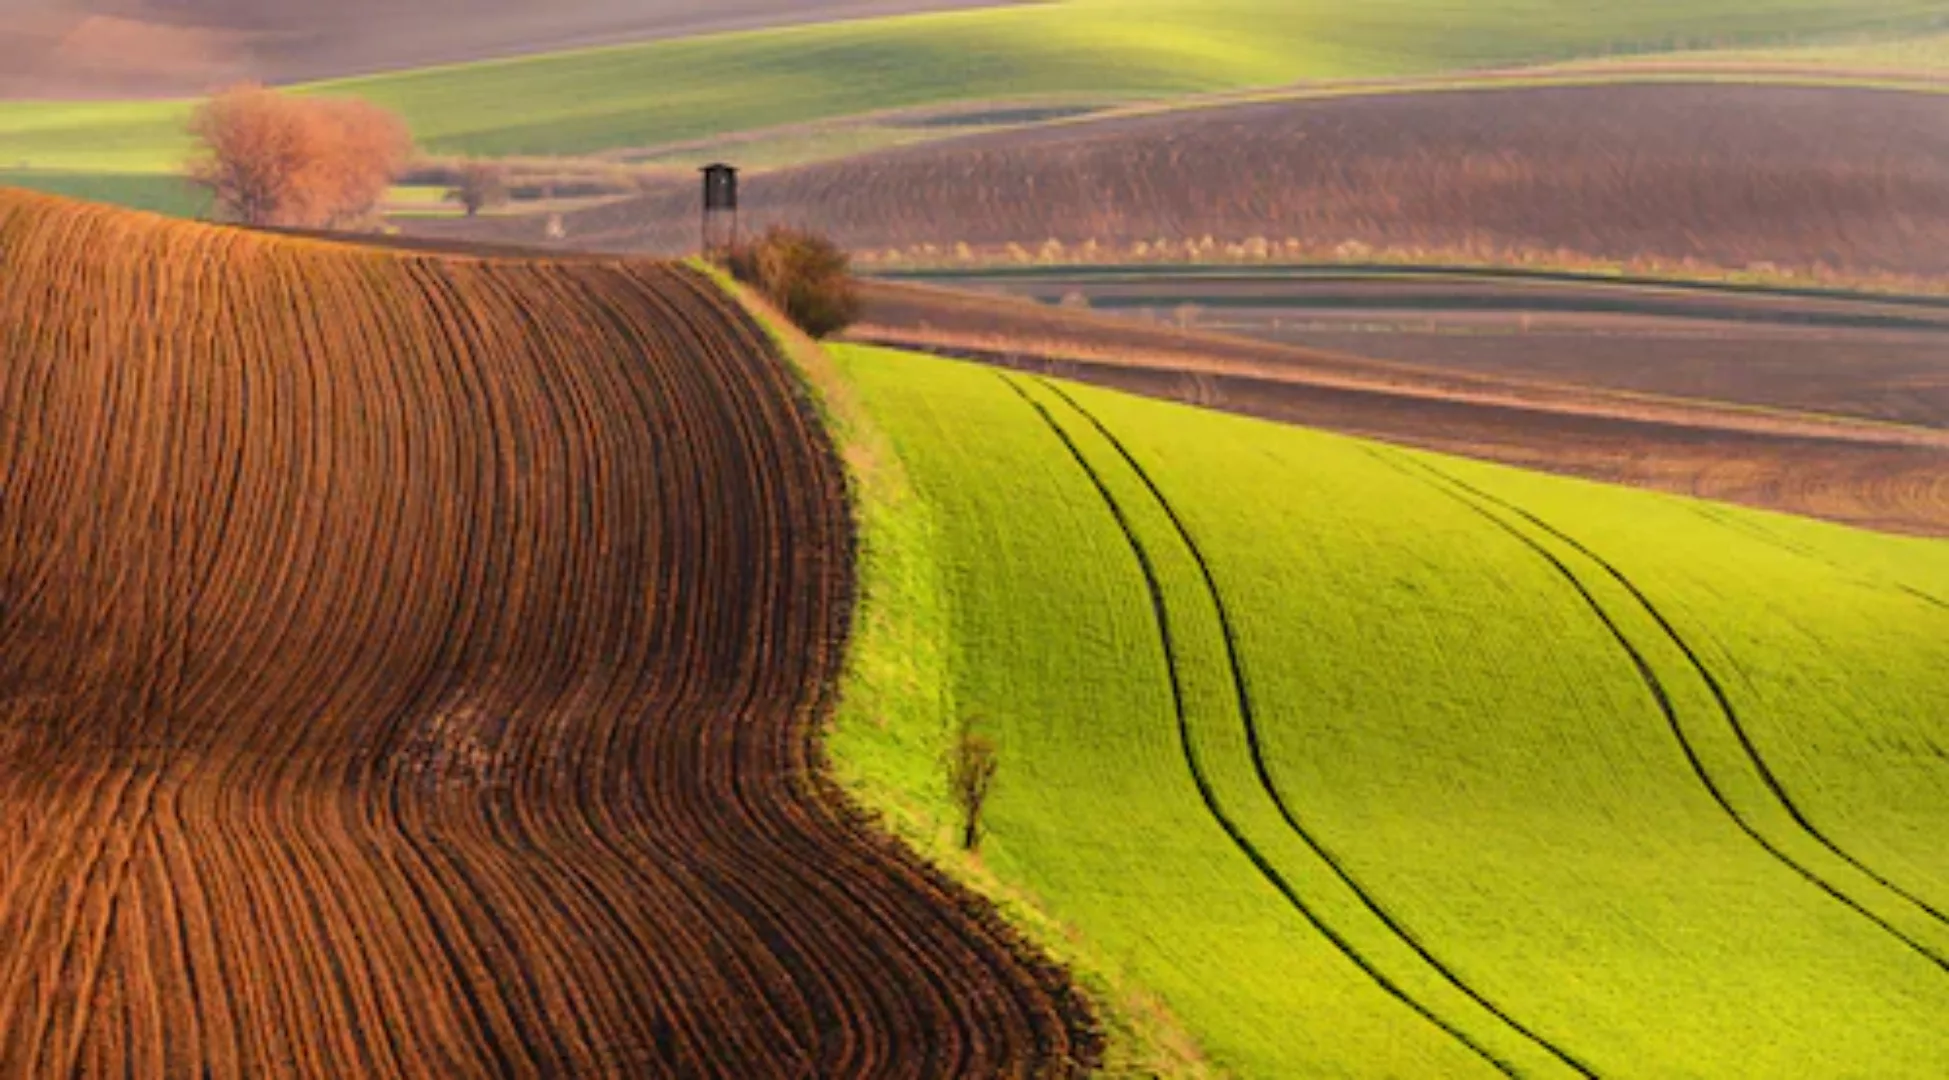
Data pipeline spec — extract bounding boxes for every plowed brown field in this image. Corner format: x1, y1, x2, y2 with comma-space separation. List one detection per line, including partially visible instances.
0, 189, 1093, 1077
437, 84, 1949, 283
853, 279, 1949, 537
888, 269, 1949, 428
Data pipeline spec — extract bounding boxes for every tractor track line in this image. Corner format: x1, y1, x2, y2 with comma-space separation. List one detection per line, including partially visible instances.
998, 372, 1526, 1078
1410, 463, 1949, 934
1688, 505, 1949, 623
1036, 378, 1600, 1078
1900, 585, 1949, 613
1378, 451, 1949, 975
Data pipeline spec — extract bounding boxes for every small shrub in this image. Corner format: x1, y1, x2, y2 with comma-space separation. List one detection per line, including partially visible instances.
446, 161, 508, 217
721, 226, 862, 339
945, 716, 1000, 853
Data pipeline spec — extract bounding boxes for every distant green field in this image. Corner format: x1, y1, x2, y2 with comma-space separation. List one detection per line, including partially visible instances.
1589, 29, 1949, 70
824, 343, 1949, 1076
0, 170, 209, 217
0, 99, 192, 174
3, 0, 1942, 182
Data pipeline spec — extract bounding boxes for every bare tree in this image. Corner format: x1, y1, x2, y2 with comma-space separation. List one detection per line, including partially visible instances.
188, 84, 412, 228
306, 97, 413, 227
186, 85, 309, 227
946, 716, 1000, 853
447, 161, 509, 217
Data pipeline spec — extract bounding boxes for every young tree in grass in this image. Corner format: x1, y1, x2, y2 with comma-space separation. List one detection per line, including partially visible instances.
946, 716, 1000, 853
447, 161, 509, 217
188, 84, 412, 228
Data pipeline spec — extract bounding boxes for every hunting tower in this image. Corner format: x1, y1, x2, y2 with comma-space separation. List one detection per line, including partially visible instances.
700, 163, 739, 254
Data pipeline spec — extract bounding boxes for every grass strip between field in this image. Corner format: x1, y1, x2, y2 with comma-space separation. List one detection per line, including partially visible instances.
614, 278, 1589, 1073
706, 269, 1214, 1076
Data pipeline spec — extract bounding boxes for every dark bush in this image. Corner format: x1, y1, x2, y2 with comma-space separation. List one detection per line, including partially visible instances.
721, 226, 862, 340
446, 161, 508, 217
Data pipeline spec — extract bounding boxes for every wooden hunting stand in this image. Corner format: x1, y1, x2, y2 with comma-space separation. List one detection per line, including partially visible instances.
700, 163, 739, 255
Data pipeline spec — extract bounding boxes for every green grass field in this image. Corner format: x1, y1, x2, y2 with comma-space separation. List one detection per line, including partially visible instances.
0, 170, 209, 217
1580, 29, 1949, 70
3, 0, 1942, 190
819, 342, 1949, 1076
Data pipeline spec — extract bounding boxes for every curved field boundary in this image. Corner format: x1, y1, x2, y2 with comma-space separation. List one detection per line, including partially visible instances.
1376, 450, 1949, 973
1032, 379, 1601, 1079
848, 272, 1949, 540
892, 268, 1949, 333
0, 189, 1093, 1077
1001, 371, 1600, 1077
877, 339, 1949, 539
1411, 464, 1949, 937
884, 264, 1949, 312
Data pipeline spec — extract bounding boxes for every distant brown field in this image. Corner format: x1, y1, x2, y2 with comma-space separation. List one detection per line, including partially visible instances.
0, 190, 1092, 1076
894, 269, 1949, 428
444, 84, 1949, 284
855, 278, 1949, 537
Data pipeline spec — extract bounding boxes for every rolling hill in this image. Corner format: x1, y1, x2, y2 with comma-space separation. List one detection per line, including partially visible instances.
848, 274, 1949, 538
0, 0, 1005, 96
821, 341, 1949, 1076
429, 83, 1949, 285
5, 0, 1945, 193
4, 171, 1945, 1076
0, 189, 1095, 1076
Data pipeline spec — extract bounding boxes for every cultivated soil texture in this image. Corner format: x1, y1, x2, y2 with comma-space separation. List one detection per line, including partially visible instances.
853, 277, 1949, 538
430, 84, 1949, 284
0, 190, 1094, 1077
